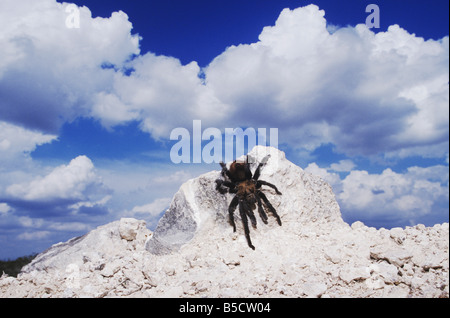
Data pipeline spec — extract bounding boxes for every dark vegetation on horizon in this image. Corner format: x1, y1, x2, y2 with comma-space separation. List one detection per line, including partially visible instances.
0, 254, 37, 277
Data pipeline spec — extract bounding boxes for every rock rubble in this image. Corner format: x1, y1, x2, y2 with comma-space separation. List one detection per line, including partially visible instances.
1, 146, 448, 298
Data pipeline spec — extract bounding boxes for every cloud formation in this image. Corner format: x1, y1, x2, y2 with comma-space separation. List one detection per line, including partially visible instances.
0, 0, 140, 133
6, 156, 98, 201
205, 6, 449, 157
0, 121, 56, 168
125, 197, 172, 227
2, 155, 110, 221
306, 163, 449, 227
91, 53, 225, 137
85, 4, 450, 160
0, 154, 111, 255
1, 2, 447, 159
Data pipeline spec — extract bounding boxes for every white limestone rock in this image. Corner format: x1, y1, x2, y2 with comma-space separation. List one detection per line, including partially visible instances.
20, 218, 151, 274
146, 145, 347, 254
1, 146, 448, 298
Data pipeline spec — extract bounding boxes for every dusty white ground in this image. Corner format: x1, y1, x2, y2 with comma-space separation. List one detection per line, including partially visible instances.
1, 147, 448, 298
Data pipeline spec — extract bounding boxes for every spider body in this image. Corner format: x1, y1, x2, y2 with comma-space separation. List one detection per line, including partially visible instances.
215, 155, 282, 250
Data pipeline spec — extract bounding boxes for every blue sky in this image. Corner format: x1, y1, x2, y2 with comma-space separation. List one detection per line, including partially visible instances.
0, 0, 448, 259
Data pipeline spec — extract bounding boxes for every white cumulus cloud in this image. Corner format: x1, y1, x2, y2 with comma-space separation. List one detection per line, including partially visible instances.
17, 231, 50, 241
306, 163, 449, 226
6, 155, 101, 202
91, 53, 227, 137
0, 121, 57, 167
205, 5, 449, 158
129, 197, 171, 217
0, 0, 140, 133
1, 2, 447, 160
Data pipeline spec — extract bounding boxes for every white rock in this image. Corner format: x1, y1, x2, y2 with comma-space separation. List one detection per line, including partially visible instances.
377, 262, 401, 285
161, 286, 184, 298
146, 145, 346, 254
390, 227, 406, 245
339, 266, 371, 284
302, 282, 328, 298
119, 218, 141, 241
365, 277, 385, 290
323, 246, 343, 264
1, 146, 448, 298
370, 246, 413, 267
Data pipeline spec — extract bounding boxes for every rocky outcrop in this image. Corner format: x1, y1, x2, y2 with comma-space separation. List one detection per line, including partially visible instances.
1, 146, 448, 298
146, 146, 345, 255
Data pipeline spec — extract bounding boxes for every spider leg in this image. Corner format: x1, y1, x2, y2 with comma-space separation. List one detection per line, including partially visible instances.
257, 180, 282, 195
219, 162, 233, 180
244, 156, 253, 180
215, 179, 227, 194
253, 162, 264, 181
228, 195, 239, 232
253, 155, 270, 181
239, 200, 255, 250
255, 194, 268, 224
242, 200, 257, 229
258, 191, 282, 226
215, 179, 236, 194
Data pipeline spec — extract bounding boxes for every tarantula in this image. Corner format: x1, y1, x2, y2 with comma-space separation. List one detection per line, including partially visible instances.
215, 155, 282, 250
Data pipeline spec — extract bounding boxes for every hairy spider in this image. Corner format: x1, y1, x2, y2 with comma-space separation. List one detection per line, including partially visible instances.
215, 155, 282, 250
